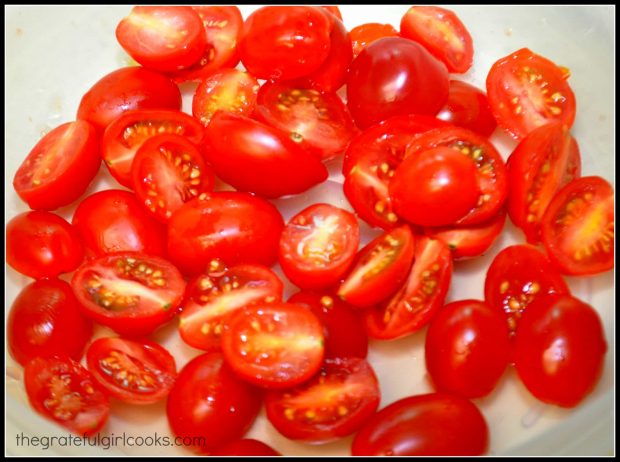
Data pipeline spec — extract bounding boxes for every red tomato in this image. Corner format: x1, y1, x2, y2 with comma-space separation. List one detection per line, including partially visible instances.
179, 263, 284, 351
365, 236, 452, 340
347, 37, 449, 129
541, 176, 614, 275
116, 6, 206, 72
400, 6, 473, 74
8, 279, 92, 366
338, 225, 416, 308
351, 393, 488, 456
350, 23, 399, 58
265, 357, 380, 443
507, 122, 581, 243
24, 357, 109, 436
132, 134, 215, 222
72, 189, 167, 258
167, 192, 284, 276
288, 291, 368, 359
102, 109, 205, 189
390, 146, 480, 227
437, 80, 497, 137
71, 253, 185, 336
86, 337, 176, 404
279, 204, 360, 289
320, 6, 343, 21
484, 244, 569, 335
77, 67, 181, 133
13, 121, 100, 210
486, 48, 576, 139
166, 353, 261, 453
425, 300, 511, 398
239, 6, 332, 80
221, 303, 325, 389
6, 211, 84, 279
254, 81, 358, 161
202, 112, 328, 198
211, 439, 282, 456
514, 294, 607, 407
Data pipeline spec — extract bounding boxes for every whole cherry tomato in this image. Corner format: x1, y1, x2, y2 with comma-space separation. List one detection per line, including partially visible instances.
437, 80, 497, 137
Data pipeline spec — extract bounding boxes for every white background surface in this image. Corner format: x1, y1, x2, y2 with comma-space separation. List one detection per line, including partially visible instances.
5, 5, 615, 456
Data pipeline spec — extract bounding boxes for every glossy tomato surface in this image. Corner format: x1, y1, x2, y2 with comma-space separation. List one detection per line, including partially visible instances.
211, 439, 281, 456
350, 23, 399, 58
437, 80, 497, 137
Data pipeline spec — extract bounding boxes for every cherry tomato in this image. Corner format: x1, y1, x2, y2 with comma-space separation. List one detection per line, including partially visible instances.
541, 176, 614, 275
116, 6, 206, 72
132, 134, 214, 222
8, 279, 92, 366
211, 439, 282, 456
484, 244, 569, 335
221, 303, 325, 389
425, 300, 511, 398
202, 112, 328, 198
365, 236, 452, 340
279, 204, 360, 289
350, 23, 399, 58
166, 353, 261, 453
338, 225, 416, 308
13, 121, 100, 210
6, 211, 84, 279
24, 357, 109, 436
514, 294, 607, 407
71, 253, 185, 336
77, 67, 181, 133
179, 263, 284, 351
320, 6, 342, 21
265, 357, 380, 443
72, 189, 167, 258
486, 48, 576, 139
437, 80, 497, 137
351, 393, 488, 456
239, 6, 332, 80
167, 192, 284, 276
86, 337, 176, 404
347, 37, 449, 129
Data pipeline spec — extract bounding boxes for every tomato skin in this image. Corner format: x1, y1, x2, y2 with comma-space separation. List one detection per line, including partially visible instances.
437, 80, 497, 137
351, 393, 488, 456
6, 211, 84, 279
320, 6, 342, 21
347, 37, 449, 129
202, 112, 328, 198
13, 121, 100, 211
514, 294, 607, 407
8, 279, 93, 366
350, 23, 399, 59
425, 300, 511, 398
211, 439, 281, 456
166, 353, 262, 453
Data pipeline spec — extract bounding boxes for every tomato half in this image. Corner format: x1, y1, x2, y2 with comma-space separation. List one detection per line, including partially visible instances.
211, 439, 282, 456
320, 6, 342, 21
350, 23, 399, 58
71, 253, 185, 336
221, 303, 325, 389
437, 80, 497, 137
265, 357, 380, 443
13, 121, 100, 210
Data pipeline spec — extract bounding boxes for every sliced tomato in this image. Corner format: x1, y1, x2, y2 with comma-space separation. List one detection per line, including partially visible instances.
350, 23, 399, 58
541, 176, 614, 275
211, 439, 282, 456
265, 357, 380, 443
437, 80, 497, 137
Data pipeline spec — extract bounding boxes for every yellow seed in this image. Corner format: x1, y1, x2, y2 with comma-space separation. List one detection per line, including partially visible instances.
549, 106, 562, 115
374, 201, 386, 213
499, 281, 509, 294
190, 168, 200, 179
386, 212, 398, 223
529, 282, 540, 294
320, 295, 334, 309
284, 408, 295, 420
200, 278, 213, 290
379, 162, 390, 174
508, 298, 521, 311
153, 278, 166, 287
214, 324, 223, 335
305, 410, 316, 419
337, 405, 349, 416
201, 323, 211, 335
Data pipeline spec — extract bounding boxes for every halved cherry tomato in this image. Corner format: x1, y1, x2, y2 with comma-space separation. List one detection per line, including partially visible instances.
254, 82, 358, 161
116, 6, 206, 72
486, 48, 576, 139
484, 244, 569, 335
86, 337, 176, 404
365, 236, 452, 340
265, 357, 380, 443
24, 357, 109, 436
211, 439, 282, 456
202, 112, 328, 198
132, 134, 214, 222
279, 204, 360, 289
338, 225, 415, 308
541, 176, 614, 275
221, 303, 325, 389
167, 192, 284, 276
102, 109, 205, 189
350, 23, 399, 58
71, 253, 185, 336
400, 6, 473, 74
507, 122, 581, 243
179, 263, 284, 351
13, 121, 100, 210
320, 6, 343, 21
514, 294, 607, 407
8, 279, 92, 366
437, 80, 497, 137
